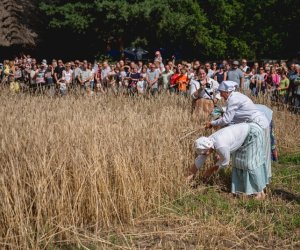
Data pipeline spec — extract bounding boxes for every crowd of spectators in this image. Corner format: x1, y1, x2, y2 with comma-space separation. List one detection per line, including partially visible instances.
0, 51, 299, 113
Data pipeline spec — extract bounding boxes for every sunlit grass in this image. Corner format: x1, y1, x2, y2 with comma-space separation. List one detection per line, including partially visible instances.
0, 88, 299, 249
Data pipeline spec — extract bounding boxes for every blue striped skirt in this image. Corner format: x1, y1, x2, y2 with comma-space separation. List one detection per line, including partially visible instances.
231, 123, 269, 195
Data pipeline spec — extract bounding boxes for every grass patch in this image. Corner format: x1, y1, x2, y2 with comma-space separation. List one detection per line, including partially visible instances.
271, 155, 300, 194
279, 154, 300, 165
162, 159, 300, 245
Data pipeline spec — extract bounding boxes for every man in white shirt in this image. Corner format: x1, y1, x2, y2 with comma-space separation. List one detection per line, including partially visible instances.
187, 123, 268, 199
241, 59, 249, 73
161, 65, 173, 90
101, 61, 111, 88
79, 62, 92, 93
146, 64, 160, 95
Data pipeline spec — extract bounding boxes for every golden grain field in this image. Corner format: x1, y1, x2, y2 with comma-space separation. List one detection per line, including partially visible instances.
0, 89, 299, 249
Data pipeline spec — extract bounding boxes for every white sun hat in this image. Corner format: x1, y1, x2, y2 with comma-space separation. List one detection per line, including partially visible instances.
195, 137, 214, 155
218, 80, 238, 92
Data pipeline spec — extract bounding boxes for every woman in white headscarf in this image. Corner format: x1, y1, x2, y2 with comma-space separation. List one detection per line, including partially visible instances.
205, 81, 272, 182
187, 123, 269, 199
206, 81, 269, 129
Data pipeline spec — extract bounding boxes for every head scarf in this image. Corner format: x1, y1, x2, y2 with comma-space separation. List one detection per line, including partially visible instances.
195, 137, 214, 155
218, 80, 238, 92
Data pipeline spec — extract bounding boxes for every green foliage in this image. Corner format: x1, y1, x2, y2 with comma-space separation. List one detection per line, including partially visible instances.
39, 0, 300, 59
40, 2, 95, 33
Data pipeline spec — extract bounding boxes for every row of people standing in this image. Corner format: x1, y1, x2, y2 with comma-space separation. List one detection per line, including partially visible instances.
1, 55, 299, 112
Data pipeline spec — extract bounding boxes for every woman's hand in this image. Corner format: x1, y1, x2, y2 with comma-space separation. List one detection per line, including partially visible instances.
186, 174, 195, 183
214, 154, 220, 162
186, 164, 198, 183
203, 166, 219, 180
205, 122, 213, 129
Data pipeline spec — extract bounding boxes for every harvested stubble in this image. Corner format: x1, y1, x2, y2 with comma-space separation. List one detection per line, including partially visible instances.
0, 90, 299, 249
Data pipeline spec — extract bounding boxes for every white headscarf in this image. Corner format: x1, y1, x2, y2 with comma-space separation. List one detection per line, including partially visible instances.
218, 80, 238, 92
195, 137, 214, 155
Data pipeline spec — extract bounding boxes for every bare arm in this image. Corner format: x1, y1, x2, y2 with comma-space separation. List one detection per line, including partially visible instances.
240, 76, 244, 90
239, 69, 244, 90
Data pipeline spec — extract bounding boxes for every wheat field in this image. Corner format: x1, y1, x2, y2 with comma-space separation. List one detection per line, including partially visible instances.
0, 89, 299, 249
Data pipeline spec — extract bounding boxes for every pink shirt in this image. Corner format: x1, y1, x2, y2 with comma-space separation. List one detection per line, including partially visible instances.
271, 73, 280, 86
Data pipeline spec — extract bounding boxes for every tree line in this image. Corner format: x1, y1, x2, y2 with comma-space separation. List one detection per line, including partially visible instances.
1, 0, 299, 60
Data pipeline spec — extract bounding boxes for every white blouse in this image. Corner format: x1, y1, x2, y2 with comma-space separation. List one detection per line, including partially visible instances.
195, 123, 251, 169
211, 92, 269, 129
190, 78, 221, 100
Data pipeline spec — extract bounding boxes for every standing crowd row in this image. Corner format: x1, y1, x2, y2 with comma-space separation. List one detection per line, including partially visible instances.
1, 51, 299, 112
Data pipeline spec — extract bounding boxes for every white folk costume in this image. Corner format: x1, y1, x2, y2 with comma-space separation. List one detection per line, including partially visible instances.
195, 123, 269, 195
210, 81, 272, 181
255, 104, 274, 178
211, 83, 269, 129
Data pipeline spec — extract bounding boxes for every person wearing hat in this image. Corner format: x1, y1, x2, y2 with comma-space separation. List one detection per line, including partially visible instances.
206, 80, 272, 182
227, 60, 244, 90
206, 81, 269, 129
42, 59, 47, 66
188, 122, 269, 199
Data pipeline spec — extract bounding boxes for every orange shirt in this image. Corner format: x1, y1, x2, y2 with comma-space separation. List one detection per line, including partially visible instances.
176, 74, 188, 91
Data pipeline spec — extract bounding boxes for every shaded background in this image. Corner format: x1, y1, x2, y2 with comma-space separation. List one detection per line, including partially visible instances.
1, 0, 299, 62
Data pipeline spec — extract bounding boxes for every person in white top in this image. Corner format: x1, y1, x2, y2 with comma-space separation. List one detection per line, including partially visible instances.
206, 81, 269, 129
190, 68, 221, 117
101, 61, 111, 88
190, 68, 221, 100
241, 59, 249, 73
62, 63, 73, 85
187, 123, 269, 199
206, 80, 272, 181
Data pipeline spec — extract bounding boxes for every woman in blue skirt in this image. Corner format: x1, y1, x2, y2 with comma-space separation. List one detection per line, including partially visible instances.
187, 123, 269, 199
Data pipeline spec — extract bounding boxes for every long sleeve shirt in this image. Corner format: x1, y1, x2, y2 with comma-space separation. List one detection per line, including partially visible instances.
189, 78, 221, 100
211, 92, 269, 129
255, 104, 273, 123
195, 123, 250, 169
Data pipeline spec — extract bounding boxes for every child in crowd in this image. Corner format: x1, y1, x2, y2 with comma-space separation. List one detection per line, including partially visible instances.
137, 74, 146, 95
57, 77, 67, 96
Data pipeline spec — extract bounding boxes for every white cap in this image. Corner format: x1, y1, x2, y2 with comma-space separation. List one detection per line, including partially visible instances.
218, 81, 238, 92
195, 137, 214, 155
